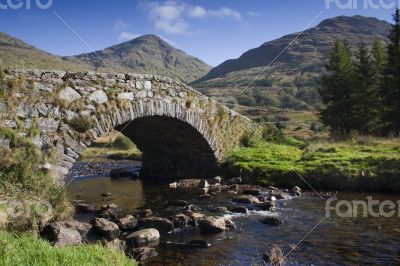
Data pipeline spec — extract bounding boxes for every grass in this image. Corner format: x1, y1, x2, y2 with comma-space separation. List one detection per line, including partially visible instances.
0, 231, 136, 266
80, 132, 142, 162
223, 136, 400, 192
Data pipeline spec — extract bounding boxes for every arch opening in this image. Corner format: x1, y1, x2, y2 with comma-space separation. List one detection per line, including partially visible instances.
114, 116, 219, 181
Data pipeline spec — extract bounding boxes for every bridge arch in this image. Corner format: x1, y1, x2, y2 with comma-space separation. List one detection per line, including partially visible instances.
0, 70, 254, 183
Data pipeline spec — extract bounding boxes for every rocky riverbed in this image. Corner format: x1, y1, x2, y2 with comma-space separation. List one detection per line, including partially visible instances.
46, 168, 302, 264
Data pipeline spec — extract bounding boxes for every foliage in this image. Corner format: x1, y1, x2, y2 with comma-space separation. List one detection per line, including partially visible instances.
112, 135, 135, 150
381, 9, 400, 135
0, 231, 137, 266
67, 116, 92, 133
0, 127, 70, 231
237, 94, 256, 106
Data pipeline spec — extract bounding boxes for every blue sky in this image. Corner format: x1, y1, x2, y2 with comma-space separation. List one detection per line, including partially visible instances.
0, 0, 397, 66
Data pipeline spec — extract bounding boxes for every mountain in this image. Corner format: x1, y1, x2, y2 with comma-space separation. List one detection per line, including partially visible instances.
0, 33, 210, 83
66, 35, 211, 83
0, 32, 92, 71
193, 16, 391, 111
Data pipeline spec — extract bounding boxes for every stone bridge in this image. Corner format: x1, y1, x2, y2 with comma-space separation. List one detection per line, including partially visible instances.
0, 69, 254, 183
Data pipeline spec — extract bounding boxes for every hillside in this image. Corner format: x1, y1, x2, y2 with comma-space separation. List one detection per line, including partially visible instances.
0, 32, 92, 72
193, 16, 391, 113
66, 34, 211, 83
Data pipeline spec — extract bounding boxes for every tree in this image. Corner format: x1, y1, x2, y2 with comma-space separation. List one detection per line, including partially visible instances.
318, 40, 357, 134
353, 43, 380, 134
382, 9, 400, 135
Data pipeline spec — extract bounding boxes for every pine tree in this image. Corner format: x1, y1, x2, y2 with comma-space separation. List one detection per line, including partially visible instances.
382, 9, 400, 135
318, 40, 357, 134
353, 43, 380, 134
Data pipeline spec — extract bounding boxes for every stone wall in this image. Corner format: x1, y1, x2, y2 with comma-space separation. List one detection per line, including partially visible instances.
0, 69, 254, 183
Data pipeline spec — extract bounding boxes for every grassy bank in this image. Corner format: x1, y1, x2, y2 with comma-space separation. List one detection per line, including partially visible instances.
223, 136, 400, 192
0, 231, 136, 266
80, 132, 142, 162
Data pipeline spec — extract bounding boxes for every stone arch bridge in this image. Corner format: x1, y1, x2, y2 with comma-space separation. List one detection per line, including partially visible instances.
0, 70, 254, 183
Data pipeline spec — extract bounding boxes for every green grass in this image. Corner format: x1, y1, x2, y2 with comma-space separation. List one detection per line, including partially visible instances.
0, 231, 136, 266
223, 137, 400, 192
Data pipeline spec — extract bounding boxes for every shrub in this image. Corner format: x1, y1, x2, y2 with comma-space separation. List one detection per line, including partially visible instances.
241, 130, 259, 147
237, 95, 256, 106
112, 135, 135, 150
67, 116, 92, 133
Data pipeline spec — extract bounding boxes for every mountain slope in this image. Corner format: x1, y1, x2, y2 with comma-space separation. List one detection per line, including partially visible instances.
66, 35, 211, 83
193, 16, 391, 111
0, 32, 92, 71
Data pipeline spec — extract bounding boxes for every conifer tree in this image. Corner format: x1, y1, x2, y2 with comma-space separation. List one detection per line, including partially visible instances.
319, 40, 356, 134
382, 9, 400, 135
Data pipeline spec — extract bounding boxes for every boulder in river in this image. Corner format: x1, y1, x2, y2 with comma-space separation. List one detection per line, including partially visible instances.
260, 216, 283, 226
100, 238, 126, 253
232, 195, 260, 204
125, 228, 160, 246
198, 216, 235, 234
228, 206, 249, 214
227, 177, 242, 185
117, 215, 138, 231
110, 167, 140, 179
209, 206, 228, 213
168, 199, 188, 207
140, 217, 174, 233
91, 217, 120, 238
75, 203, 96, 213
208, 176, 222, 185
126, 247, 158, 261
291, 186, 302, 196
253, 201, 276, 211
41, 222, 82, 247
242, 189, 261, 196
171, 213, 191, 230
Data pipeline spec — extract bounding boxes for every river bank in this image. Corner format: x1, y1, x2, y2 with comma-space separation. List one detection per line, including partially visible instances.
223, 136, 400, 192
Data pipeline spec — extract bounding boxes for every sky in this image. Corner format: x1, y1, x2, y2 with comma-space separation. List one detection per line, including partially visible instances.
0, 0, 398, 66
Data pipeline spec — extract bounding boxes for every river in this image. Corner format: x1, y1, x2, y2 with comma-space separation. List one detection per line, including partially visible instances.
66, 162, 400, 265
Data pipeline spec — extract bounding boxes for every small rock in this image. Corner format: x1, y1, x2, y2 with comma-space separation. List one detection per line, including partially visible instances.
138, 209, 152, 217
187, 205, 201, 212
228, 184, 239, 191
198, 217, 234, 234
260, 216, 283, 226
125, 228, 160, 246
101, 238, 126, 253
88, 90, 108, 104
41, 222, 81, 247
168, 200, 188, 207
169, 182, 177, 188
198, 179, 210, 188
232, 195, 260, 204
101, 192, 112, 197
209, 207, 228, 213
242, 189, 261, 196
91, 218, 120, 238
59, 87, 81, 103
291, 186, 302, 194
117, 215, 138, 231
253, 201, 276, 211
208, 176, 222, 185
171, 213, 191, 230
228, 206, 249, 214
198, 194, 213, 200
126, 247, 158, 261
227, 177, 242, 185
140, 217, 174, 233
75, 203, 96, 213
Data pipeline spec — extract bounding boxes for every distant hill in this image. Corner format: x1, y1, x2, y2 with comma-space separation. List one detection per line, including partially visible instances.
193, 16, 391, 111
66, 34, 211, 83
0, 33, 211, 83
0, 32, 91, 71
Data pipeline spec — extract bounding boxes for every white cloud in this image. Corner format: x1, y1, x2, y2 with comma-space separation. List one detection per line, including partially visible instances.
247, 11, 260, 17
187, 6, 207, 18
119, 32, 141, 41
141, 1, 243, 35
209, 7, 242, 21
114, 19, 129, 31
